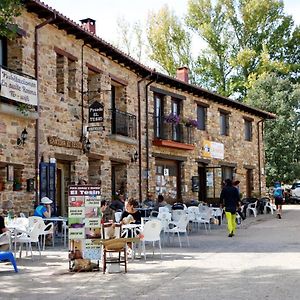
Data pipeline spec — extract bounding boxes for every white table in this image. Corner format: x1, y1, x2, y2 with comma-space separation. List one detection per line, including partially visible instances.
44, 217, 67, 247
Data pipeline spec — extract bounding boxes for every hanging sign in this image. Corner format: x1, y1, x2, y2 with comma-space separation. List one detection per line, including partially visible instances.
88, 101, 104, 123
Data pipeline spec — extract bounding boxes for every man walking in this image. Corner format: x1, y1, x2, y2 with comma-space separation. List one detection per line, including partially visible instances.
220, 179, 240, 237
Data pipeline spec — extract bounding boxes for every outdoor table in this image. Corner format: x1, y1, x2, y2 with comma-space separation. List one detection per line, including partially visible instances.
137, 207, 154, 218
44, 217, 67, 247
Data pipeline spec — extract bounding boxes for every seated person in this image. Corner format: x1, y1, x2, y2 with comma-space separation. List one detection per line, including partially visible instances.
34, 197, 52, 218
100, 200, 108, 224
153, 194, 167, 212
120, 198, 141, 238
172, 200, 185, 210
109, 194, 125, 211
0, 215, 9, 251
143, 193, 155, 208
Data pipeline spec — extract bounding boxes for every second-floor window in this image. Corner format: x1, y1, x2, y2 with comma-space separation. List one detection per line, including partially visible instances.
220, 111, 229, 136
154, 93, 164, 138
0, 37, 7, 67
244, 119, 253, 141
197, 105, 206, 130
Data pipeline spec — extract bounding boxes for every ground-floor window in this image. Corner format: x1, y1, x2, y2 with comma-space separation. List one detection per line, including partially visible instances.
155, 159, 180, 201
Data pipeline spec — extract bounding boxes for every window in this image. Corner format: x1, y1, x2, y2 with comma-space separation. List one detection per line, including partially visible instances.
154, 93, 164, 138
197, 105, 206, 130
222, 166, 234, 183
0, 37, 7, 66
244, 119, 252, 141
68, 58, 76, 98
56, 53, 65, 93
220, 112, 229, 136
171, 98, 181, 141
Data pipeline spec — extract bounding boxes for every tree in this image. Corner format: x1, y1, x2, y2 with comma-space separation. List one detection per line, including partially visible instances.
0, 0, 22, 38
186, 0, 300, 97
146, 5, 194, 80
115, 17, 145, 62
245, 73, 300, 185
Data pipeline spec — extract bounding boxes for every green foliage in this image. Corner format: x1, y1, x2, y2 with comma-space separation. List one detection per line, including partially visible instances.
146, 5, 194, 81
186, 0, 299, 97
0, 0, 22, 38
245, 73, 300, 185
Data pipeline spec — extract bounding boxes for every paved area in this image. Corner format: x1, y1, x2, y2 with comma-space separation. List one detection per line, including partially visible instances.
1, 205, 300, 300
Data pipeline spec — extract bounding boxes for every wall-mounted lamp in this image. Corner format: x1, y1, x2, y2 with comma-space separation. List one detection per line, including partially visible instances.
82, 136, 91, 154
131, 150, 138, 163
17, 128, 28, 146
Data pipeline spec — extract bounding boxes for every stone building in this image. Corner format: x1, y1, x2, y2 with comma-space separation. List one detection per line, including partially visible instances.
0, 0, 275, 216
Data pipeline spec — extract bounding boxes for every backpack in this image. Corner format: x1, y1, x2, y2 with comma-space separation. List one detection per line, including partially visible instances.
273, 187, 283, 197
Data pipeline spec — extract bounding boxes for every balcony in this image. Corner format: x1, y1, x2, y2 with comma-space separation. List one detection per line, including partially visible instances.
153, 116, 195, 150
110, 109, 137, 140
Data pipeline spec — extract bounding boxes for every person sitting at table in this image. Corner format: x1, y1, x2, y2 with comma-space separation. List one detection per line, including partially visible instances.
100, 200, 108, 224
0, 215, 9, 251
153, 194, 167, 212
143, 193, 155, 208
120, 198, 141, 238
109, 194, 125, 212
34, 197, 52, 218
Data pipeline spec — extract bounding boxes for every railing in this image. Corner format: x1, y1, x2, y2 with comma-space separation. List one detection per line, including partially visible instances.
110, 109, 137, 139
154, 116, 194, 144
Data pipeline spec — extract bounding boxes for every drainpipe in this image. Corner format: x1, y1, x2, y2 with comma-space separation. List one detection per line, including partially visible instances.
257, 119, 265, 197
137, 74, 152, 203
81, 43, 86, 141
34, 14, 56, 204
145, 76, 156, 195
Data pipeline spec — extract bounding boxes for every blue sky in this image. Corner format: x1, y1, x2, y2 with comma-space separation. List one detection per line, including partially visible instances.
42, 0, 300, 44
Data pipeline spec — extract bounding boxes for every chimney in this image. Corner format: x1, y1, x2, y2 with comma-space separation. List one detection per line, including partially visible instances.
176, 67, 189, 83
80, 18, 96, 34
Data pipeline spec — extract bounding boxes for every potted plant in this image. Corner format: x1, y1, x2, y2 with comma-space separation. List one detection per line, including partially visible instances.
184, 118, 198, 128
13, 178, 22, 191
164, 113, 180, 125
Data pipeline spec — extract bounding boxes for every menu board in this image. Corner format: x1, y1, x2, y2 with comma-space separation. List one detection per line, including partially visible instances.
68, 185, 102, 262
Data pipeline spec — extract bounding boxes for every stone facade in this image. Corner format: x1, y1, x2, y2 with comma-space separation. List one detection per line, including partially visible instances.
0, 1, 273, 216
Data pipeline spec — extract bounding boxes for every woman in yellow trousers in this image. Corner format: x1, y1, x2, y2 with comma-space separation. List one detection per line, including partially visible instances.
220, 179, 240, 237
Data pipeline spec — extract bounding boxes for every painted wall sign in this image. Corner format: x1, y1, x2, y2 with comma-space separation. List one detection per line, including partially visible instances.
0, 67, 37, 106
202, 140, 224, 159
48, 136, 82, 149
88, 101, 104, 123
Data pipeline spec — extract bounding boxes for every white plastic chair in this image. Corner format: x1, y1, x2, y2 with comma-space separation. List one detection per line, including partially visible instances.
164, 214, 190, 248
0, 231, 11, 250
264, 201, 276, 215
158, 206, 169, 214
41, 223, 54, 250
171, 209, 186, 222
246, 201, 257, 217
13, 222, 42, 259
140, 220, 162, 260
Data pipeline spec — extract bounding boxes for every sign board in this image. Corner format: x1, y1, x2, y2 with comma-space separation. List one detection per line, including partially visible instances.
202, 140, 224, 159
0, 67, 37, 106
87, 126, 105, 132
68, 185, 102, 266
88, 101, 104, 123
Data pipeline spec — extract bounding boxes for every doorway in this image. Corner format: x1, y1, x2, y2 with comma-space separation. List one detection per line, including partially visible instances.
246, 169, 254, 197
56, 160, 71, 216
